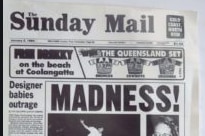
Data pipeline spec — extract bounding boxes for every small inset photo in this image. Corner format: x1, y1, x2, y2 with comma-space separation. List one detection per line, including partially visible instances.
147, 115, 179, 136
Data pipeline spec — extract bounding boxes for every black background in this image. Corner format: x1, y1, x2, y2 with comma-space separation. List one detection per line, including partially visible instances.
48, 114, 140, 136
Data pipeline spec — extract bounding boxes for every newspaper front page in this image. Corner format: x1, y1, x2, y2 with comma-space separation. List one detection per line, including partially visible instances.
3, 1, 199, 136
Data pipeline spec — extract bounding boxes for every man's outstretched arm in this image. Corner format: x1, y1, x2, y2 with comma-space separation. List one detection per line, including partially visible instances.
80, 120, 89, 130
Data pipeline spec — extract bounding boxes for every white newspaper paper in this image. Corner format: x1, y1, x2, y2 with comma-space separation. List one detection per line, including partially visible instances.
3, 1, 199, 136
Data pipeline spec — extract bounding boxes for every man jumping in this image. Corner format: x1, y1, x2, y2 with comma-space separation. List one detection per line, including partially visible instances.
80, 120, 104, 136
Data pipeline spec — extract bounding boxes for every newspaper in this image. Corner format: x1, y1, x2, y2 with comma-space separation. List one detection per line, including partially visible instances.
3, 1, 199, 136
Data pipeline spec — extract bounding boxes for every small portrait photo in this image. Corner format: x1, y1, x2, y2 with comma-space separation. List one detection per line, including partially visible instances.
147, 115, 179, 136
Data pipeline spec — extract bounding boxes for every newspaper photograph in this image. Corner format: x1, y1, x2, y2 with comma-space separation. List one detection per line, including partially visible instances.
3, 1, 199, 136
